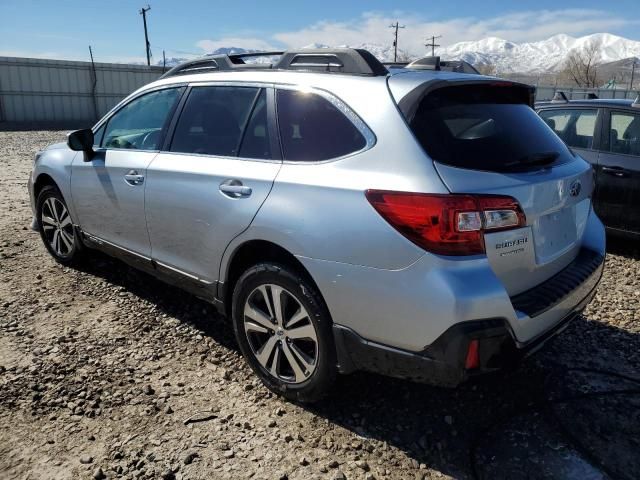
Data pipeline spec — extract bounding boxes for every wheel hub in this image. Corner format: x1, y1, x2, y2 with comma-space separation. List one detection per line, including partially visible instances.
243, 284, 319, 384
41, 196, 74, 257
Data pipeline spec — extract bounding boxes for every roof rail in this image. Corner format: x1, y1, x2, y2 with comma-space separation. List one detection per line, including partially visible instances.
551, 91, 569, 103
159, 48, 389, 79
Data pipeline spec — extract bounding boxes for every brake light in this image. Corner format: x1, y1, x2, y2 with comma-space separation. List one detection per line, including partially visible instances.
464, 339, 480, 370
365, 190, 525, 256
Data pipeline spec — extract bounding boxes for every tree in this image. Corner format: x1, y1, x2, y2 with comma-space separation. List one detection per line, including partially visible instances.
476, 63, 497, 76
562, 40, 601, 88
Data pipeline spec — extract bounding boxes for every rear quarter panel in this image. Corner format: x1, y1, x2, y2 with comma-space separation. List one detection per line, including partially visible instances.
220, 77, 448, 273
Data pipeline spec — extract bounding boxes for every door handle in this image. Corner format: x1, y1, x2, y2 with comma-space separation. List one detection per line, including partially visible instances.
601, 166, 629, 178
124, 170, 145, 185
219, 179, 252, 198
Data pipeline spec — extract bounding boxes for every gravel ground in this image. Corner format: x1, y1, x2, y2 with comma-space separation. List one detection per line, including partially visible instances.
0, 130, 639, 480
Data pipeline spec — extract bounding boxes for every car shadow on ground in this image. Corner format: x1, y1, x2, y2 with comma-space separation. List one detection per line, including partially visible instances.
73, 251, 640, 480
607, 233, 640, 260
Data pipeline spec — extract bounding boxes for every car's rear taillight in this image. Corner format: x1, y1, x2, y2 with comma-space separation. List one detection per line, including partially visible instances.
365, 190, 526, 256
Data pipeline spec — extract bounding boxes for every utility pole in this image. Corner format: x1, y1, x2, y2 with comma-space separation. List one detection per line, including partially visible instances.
139, 5, 152, 66
425, 35, 442, 57
630, 58, 637, 90
388, 21, 405, 62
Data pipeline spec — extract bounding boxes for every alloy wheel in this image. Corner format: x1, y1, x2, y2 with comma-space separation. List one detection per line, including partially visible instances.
41, 197, 74, 257
243, 284, 319, 384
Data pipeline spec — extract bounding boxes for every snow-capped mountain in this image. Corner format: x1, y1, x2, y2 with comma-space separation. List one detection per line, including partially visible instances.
160, 43, 411, 67
157, 33, 639, 73
157, 47, 260, 67
436, 33, 640, 73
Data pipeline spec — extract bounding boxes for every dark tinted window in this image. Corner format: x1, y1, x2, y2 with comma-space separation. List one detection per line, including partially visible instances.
539, 108, 597, 150
239, 89, 271, 159
171, 86, 259, 156
409, 85, 573, 172
276, 90, 366, 161
609, 112, 640, 156
103, 88, 183, 150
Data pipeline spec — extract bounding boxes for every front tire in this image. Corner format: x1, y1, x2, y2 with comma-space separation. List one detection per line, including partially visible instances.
232, 263, 336, 403
36, 185, 84, 265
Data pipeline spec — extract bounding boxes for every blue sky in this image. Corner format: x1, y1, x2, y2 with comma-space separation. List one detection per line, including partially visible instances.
1, 0, 639, 63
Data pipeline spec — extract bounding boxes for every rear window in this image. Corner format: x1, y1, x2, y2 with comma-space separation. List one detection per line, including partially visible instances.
408, 84, 573, 172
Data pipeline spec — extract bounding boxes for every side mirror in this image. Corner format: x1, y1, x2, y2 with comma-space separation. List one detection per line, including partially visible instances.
67, 129, 95, 159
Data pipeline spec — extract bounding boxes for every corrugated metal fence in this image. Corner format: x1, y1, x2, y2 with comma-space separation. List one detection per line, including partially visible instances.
532, 86, 637, 102
1, 56, 638, 128
0, 56, 164, 128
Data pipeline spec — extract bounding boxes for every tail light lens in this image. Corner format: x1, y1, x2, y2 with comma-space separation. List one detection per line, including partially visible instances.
464, 339, 480, 370
365, 190, 525, 256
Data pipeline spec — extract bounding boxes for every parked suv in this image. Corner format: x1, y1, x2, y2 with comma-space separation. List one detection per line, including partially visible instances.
29, 49, 605, 402
537, 95, 640, 237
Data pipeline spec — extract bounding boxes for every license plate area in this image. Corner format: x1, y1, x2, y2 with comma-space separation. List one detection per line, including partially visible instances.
534, 206, 577, 263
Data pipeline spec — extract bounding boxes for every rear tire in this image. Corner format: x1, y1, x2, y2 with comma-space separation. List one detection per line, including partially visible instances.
36, 185, 84, 266
232, 262, 336, 403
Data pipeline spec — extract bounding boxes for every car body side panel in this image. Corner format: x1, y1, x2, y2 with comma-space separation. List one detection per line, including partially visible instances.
219, 78, 447, 278
145, 152, 281, 283
594, 108, 640, 233
299, 207, 604, 351
70, 149, 157, 257
298, 253, 515, 352
30, 143, 79, 222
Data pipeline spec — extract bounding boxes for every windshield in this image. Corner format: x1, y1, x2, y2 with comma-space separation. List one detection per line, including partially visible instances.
408, 84, 573, 172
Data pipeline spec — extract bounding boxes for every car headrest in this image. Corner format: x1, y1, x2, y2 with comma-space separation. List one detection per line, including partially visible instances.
623, 118, 640, 140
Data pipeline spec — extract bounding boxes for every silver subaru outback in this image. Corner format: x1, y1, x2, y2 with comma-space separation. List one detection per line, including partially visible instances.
28, 49, 605, 402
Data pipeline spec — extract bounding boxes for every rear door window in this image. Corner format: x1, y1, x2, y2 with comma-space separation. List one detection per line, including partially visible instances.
539, 109, 598, 150
276, 89, 366, 161
408, 84, 573, 172
238, 89, 271, 159
170, 86, 260, 157
609, 111, 640, 156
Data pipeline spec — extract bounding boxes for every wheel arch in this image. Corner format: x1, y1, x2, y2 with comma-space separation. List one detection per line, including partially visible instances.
221, 239, 326, 319
33, 173, 59, 200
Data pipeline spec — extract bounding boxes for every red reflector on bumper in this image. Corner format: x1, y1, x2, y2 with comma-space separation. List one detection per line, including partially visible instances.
465, 339, 480, 370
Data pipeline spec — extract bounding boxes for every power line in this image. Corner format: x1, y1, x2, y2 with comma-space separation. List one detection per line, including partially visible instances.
139, 5, 152, 66
425, 35, 442, 57
388, 21, 405, 63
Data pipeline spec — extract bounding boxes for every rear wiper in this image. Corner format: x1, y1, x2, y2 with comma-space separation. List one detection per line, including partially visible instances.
502, 151, 560, 170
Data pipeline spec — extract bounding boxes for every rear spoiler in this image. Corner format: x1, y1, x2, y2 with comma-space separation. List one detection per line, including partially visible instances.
397, 79, 536, 123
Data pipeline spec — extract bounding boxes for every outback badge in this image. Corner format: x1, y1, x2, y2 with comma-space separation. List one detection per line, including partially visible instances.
569, 180, 582, 197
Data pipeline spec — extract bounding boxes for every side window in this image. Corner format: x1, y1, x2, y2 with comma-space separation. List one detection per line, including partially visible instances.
170, 86, 259, 157
539, 109, 597, 149
93, 124, 105, 148
276, 89, 366, 161
609, 112, 640, 156
238, 90, 271, 159
102, 87, 183, 150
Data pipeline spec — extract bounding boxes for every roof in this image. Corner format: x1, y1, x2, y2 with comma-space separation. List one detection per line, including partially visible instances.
147, 54, 499, 106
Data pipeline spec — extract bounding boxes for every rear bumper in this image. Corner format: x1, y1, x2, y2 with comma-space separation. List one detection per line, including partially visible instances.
333, 248, 604, 387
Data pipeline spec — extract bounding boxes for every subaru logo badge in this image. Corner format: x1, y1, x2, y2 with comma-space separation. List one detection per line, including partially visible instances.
569, 180, 581, 197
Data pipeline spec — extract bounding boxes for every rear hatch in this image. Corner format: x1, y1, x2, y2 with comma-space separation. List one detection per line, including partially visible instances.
393, 79, 593, 296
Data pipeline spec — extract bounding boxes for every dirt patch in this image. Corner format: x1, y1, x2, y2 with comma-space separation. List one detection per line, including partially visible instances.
0, 131, 638, 479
